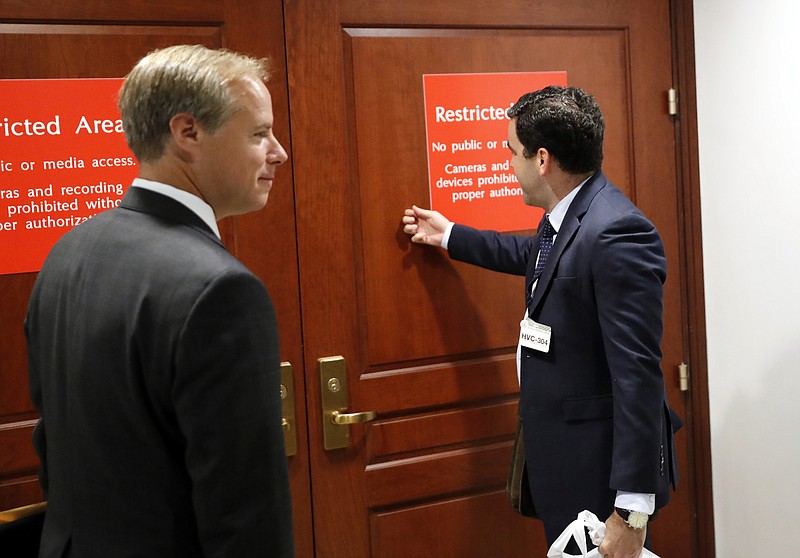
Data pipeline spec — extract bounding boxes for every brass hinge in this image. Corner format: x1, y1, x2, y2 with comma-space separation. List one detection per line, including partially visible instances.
678, 362, 689, 392
668, 88, 679, 116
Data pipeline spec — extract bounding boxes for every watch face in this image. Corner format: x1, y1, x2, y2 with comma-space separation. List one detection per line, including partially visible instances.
628, 511, 649, 529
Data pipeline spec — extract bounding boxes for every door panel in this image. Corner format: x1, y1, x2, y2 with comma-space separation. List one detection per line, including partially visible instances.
0, 3, 312, 555
371, 491, 540, 558
348, 27, 635, 362
286, 0, 694, 556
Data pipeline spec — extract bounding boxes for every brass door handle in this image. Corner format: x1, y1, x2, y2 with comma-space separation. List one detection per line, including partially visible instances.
319, 356, 378, 450
331, 410, 377, 425
0, 502, 47, 524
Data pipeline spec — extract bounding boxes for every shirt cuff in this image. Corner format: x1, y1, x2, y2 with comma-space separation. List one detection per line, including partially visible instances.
441, 221, 456, 250
615, 491, 656, 515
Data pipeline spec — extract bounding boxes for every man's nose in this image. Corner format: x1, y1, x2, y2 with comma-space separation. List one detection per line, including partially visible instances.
267, 137, 288, 165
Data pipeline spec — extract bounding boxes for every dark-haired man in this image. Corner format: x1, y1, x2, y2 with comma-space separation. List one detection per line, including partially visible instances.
403, 86, 678, 557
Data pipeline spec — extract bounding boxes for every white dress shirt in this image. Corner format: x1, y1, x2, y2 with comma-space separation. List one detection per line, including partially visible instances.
131, 178, 221, 239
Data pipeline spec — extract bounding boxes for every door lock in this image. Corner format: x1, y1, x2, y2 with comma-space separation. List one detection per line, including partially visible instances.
280, 361, 298, 456
319, 356, 377, 450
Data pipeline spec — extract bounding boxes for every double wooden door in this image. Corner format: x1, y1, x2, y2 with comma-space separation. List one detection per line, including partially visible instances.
0, 1, 703, 556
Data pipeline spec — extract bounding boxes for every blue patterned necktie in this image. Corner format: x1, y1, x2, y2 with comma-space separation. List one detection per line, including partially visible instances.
533, 215, 555, 281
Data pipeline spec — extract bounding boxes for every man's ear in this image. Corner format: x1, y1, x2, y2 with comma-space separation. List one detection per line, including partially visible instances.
536, 147, 551, 175
168, 113, 200, 158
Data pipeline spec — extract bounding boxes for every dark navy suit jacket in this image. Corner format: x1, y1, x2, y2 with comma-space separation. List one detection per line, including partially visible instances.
448, 172, 678, 540
25, 187, 294, 557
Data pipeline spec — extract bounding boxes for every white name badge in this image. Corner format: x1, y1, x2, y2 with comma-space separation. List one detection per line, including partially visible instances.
519, 318, 552, 353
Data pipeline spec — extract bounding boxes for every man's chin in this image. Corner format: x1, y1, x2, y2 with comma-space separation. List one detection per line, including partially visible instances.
251, 188, 271, 209
223, 196, 270, 219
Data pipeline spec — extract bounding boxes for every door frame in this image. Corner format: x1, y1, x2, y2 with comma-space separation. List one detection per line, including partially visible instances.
671, 0, 715, 556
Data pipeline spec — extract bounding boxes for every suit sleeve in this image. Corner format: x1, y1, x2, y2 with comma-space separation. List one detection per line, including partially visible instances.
591, 212, 668, 493
173, 271, 294, 558
447, 223, 533, 276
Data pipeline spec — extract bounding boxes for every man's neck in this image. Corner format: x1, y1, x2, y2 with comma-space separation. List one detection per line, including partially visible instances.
545, 171, 593, 212
138, 161, 207, 204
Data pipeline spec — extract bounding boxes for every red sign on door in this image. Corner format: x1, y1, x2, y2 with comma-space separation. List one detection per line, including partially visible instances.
0, 78, 137, 276
423, 71, 567, 232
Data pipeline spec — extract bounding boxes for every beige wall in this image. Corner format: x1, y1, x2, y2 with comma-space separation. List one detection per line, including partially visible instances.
694, 1, 800, 555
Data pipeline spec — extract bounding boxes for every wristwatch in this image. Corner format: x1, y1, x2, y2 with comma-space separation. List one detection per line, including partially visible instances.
614, 507, 649, 529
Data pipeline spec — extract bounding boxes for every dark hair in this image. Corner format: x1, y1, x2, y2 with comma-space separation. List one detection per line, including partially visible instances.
506, 86, 604, 174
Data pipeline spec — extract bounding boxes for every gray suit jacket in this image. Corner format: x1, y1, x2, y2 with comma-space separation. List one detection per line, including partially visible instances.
25, 187, 294, 557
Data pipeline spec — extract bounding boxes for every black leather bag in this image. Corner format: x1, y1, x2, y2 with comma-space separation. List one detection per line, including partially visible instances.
506, 418, 537, 518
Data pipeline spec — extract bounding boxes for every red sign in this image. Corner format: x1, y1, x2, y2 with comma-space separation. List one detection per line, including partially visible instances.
423, 72, 568, 232
0, 78, 137, 275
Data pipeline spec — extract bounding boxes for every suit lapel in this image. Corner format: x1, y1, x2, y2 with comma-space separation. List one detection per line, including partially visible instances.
528, 172, 608, 315
120, 186, 224, 248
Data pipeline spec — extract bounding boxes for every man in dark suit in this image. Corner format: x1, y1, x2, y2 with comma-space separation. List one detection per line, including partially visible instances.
403, 86, 678, 558
25, 45, 294, 557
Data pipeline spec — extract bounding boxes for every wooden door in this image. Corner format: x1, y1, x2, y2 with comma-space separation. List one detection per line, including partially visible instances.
0, 2, 312, 556
285, 0, 697, 556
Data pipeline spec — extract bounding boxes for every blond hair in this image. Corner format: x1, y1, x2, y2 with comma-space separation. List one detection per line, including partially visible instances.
118, 45, 271, 162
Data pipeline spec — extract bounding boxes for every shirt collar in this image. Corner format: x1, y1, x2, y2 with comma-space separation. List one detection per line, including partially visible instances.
131, 178, 221, 239
546, 174, 592, 233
